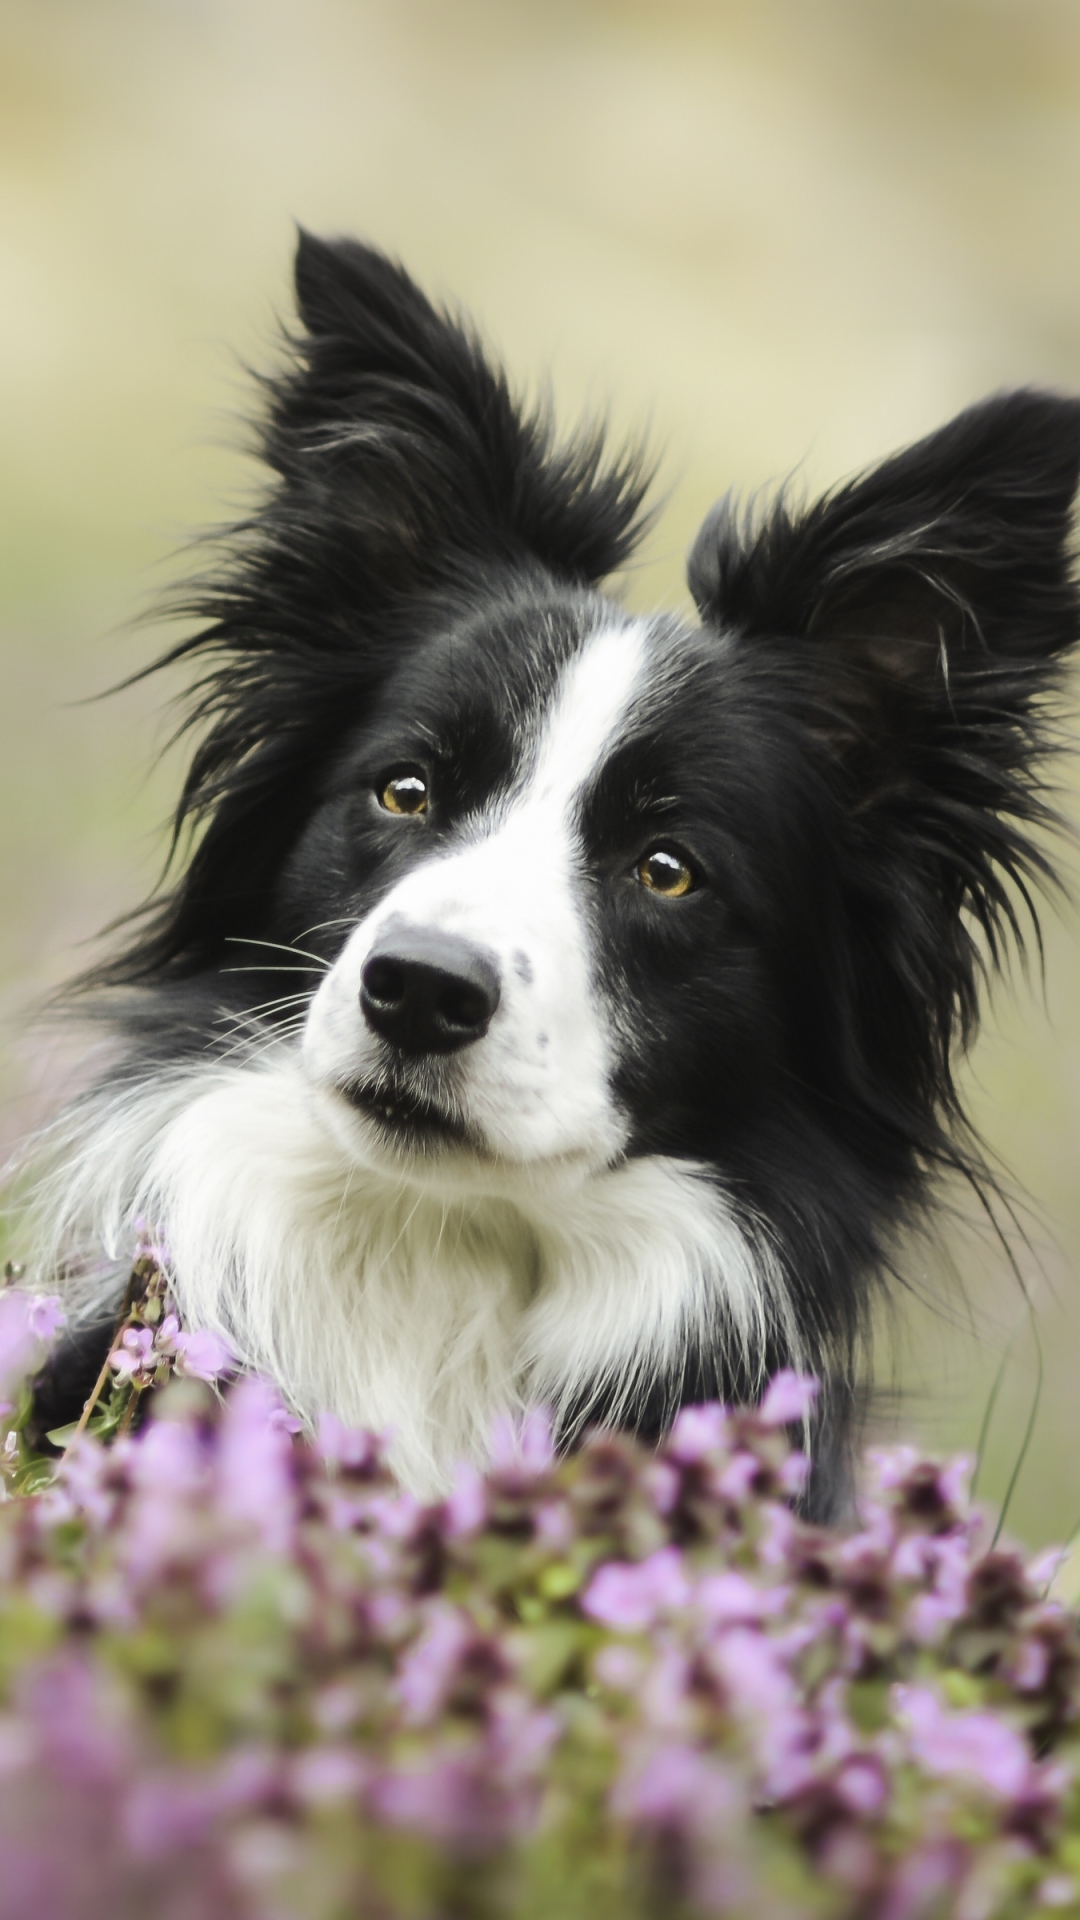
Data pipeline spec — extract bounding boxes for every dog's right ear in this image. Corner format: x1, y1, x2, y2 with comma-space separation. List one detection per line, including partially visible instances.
686, 392, 1080, 1170
268, 231, 654, 594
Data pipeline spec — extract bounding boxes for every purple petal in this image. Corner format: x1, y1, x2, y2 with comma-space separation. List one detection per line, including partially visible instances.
758, 1370, 818, 1427
173, 1327, 235, 1383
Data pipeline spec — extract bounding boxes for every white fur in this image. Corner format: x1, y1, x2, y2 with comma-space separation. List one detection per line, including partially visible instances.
23, 1052, 792, 1494
17, 616, 799, 1490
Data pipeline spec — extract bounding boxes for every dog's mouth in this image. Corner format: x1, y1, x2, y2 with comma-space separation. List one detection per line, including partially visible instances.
340, 1076, 479, 1152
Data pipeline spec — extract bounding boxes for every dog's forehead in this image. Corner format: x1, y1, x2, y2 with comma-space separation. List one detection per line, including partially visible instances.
369, 591, 705, 778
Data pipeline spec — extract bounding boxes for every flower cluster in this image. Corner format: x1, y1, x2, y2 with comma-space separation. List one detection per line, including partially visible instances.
0, 1286, 1078, 1918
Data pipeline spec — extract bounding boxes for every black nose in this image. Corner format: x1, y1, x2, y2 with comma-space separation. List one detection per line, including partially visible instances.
360, 927, 501, 1056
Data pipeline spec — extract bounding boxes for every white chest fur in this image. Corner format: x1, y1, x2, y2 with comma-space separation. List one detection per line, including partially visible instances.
27, 1052, 790, 1494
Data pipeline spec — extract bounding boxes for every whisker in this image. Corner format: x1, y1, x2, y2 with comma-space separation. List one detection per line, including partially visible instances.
224, 936, 333, 970
217, 992, 314, 1022
212, 1017, 310, 1066
221, 965, 326, 976
298, 917, 360, 943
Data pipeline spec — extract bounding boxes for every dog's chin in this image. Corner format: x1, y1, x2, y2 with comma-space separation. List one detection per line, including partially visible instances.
311, 1074, 620, 1201
335, 1075, 481, 1158
342, 1075, 472, 1144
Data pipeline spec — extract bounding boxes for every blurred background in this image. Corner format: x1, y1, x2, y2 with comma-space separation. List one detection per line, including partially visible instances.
3, 0, 1080, 1545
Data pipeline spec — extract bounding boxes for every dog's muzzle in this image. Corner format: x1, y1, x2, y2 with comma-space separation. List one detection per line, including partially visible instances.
359, 926, 501, 1056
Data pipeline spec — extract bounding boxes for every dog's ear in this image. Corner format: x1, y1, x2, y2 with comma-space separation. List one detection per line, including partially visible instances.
689, 391, 1080, 739
689, 391, 1080, 1093
270, 230, 653, 592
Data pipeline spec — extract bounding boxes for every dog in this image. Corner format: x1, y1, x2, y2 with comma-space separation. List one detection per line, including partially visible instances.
17, 233, 1080, 1518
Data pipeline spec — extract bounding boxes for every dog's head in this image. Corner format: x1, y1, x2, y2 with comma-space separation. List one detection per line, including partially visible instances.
105, 236, 1080, 1330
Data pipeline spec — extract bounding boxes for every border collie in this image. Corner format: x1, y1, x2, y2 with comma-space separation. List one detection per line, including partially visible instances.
17, 234, 1080, 1517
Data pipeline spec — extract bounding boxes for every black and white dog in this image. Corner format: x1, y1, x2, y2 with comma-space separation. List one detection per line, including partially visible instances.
20, 234, 1080, 1516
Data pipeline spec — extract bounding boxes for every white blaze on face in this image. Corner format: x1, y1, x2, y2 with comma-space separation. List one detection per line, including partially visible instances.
303, 619, 650, 1181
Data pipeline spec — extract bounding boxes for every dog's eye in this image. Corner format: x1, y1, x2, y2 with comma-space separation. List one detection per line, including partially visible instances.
379, 770, 429, 816
635, 846, 696, 898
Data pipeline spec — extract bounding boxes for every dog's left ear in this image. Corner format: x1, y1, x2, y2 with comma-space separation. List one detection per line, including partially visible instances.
688, 391, 1080, 758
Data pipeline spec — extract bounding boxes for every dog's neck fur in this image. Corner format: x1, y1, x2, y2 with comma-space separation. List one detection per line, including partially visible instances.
27, 1049, 788, 1493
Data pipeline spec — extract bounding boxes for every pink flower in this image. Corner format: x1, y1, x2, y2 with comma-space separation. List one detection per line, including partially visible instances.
314, 1413, 379, 1472
878, 1840, 968, 1920
936, 1455, 973, 1511
396, 1604, 472, 1725
717, 1451, 760, 1502
582, 1547, 690, 1631
488, 1407, 554, 1478
173, 1327, 235, 1383
710, 1627, 797, 1720
442, 1461, 487, 1537
592, 1644, 644, 1692
865, 1445, 920, 1493
122, 1771, 218, 1857
893, 1685, 1034, 1799
0, 1291, 63, 1401
215, 1376, 296, 1555
612, 1741, 740, 1834
26, 1296, 67, 1344
109, 1326, 155, 1382
836, 1755, 888, 1816
696, 1571, 787, 1626
1008, 1638, 1050, 1693
667, 1403, 730, 1461
639, 1644, 693, 1734
758, 1371, 818, 1427
779, 1450, 810, 1495
646, 1460, 680, 1514
290, 1745, 368, 1807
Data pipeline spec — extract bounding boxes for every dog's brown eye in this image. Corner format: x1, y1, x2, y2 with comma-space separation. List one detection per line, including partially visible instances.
636, 846, 695, 898
379, 771, 428, 816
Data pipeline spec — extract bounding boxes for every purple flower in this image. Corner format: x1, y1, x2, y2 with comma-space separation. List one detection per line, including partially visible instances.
121, 1420, 209, 1584
645, 1460, 681, 1514
396, 1604, 472, 1725
878, 1840, 968, 1920
289, 1745, 368, 1807
866, 1445, 920, 1492
716, 1450, 760, 1502
314, 1412, 379, 1472
894, 1685, 1035, 1799
121, 1771, 218, 1858
442, 1460, 487, 1538
488, 1407, 554, 1479
836, 1754, 888, 1816
215, 1376, 296, 1555
758, 1370, 819, 1427
26, 1296, 67, 1344
612, 1740, 740, 1832
1008, 1637, 1050, 1693
369, 1757, 475, 1841
639, 1644, 694, 1734
667, 1403, 730, 1461
109, 1326, 155, 1381
592, 1644, 645, 1693
21, 1655, 129, 1787
0, 1291, 64, 1401
582, 1547, 690, 1631
172, 1326, 235, 1383
696, 1570, 787, 1626
778, 1450, 810, 1496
